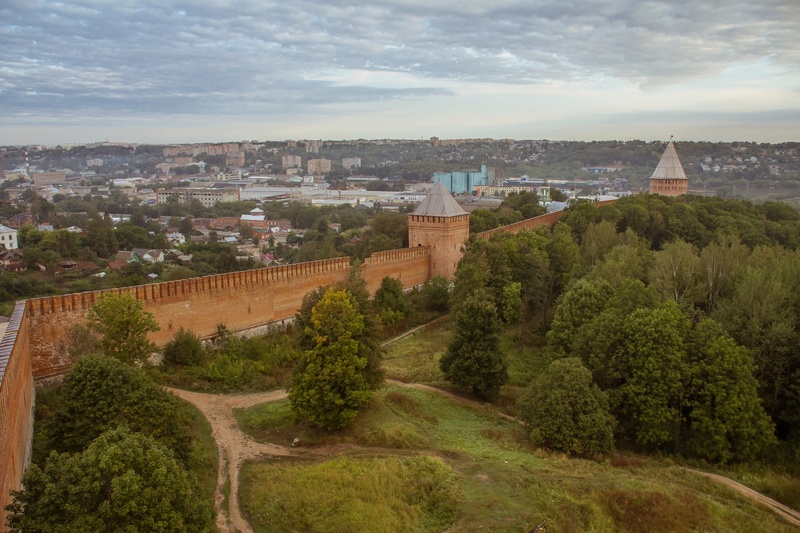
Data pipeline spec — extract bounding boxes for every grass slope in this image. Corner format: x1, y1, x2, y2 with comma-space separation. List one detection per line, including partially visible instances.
233, 318, 800, 532
236, 385, 796, 532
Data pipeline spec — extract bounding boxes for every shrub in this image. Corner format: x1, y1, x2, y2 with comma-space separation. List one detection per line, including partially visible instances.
519, 357, 615, 456
163, 327, 205, 366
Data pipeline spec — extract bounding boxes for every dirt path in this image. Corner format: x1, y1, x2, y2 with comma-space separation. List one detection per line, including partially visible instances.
685, 469, 800, 528
167, 388, 298, 533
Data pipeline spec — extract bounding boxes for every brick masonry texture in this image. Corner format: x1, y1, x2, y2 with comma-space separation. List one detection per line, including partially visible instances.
0, 302, 34, 528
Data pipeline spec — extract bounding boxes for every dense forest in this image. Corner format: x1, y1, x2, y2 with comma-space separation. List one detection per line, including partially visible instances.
453, 194, 800, 461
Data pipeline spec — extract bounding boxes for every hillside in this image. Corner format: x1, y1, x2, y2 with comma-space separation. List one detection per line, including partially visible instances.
222, 320, 800, 532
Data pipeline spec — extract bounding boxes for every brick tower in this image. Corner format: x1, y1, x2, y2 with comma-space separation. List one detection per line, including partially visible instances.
649, 138, 689, 196
408, 182, 470, 279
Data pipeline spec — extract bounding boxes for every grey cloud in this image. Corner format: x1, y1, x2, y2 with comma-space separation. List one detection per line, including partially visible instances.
1, 0, 798, 120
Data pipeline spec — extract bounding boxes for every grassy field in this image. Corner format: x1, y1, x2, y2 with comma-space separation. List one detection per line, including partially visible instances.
240, 455, 461, 533
234, 318, 800, 532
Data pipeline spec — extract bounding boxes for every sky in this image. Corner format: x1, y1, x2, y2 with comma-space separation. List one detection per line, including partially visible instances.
1, 0, 799, 146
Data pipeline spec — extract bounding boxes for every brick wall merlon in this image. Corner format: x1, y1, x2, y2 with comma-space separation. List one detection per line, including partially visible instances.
364, 246, 430, 266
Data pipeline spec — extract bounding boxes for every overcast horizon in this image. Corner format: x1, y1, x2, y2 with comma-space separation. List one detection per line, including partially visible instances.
2, 0, 799, 146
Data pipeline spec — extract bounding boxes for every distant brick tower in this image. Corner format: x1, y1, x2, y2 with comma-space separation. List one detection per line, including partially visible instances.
408, 182, 470, 279
649, 138, 689, 196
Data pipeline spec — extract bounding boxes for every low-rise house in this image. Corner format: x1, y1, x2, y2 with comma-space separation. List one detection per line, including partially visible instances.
240, 208, 268, 229
165, 249, 194, 263
0, 250, 24, 271
116, 251, 140, 263
166, 232, 186, 245
210, 217, 240, 231
131, 248, 165, 263
191, 218, 213, 230
268, 219, 292, 231
0, 225, 19, 250
54, 260, 99, 276
5, 214, 33, 229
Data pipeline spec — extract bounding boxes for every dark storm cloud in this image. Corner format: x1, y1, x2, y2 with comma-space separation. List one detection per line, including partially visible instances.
1, 0, 798, 120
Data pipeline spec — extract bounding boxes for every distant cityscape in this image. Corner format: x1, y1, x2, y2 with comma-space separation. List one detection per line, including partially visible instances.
2, 137, 798, 208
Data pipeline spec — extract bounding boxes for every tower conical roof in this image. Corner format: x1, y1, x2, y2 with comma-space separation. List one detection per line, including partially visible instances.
412, 182, 467, 217
650, 140, 688, 181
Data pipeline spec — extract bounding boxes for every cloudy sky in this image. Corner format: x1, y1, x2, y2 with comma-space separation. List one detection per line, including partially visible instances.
2, 0, 799, 145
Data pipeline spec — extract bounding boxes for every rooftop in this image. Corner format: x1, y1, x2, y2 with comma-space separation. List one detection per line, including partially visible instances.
650, 140, 688, 181
411, 182, 467, 217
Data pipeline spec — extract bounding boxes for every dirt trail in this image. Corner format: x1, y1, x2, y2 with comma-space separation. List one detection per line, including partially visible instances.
167, 388, 297, 533
685, 469, 800, 528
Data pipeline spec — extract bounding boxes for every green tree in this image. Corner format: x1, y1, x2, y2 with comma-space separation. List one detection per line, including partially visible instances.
84, 217, 118, 258
86, 293, 159, 364
374, 276, 411, 330
499, 191, 544, 219
546, 278, 614, 357
613, 303, 688, 449
650, 239, 702, 306
178, 216, 194, 234
163, 327, 205, 367
684, 319, 776, 463
502, 281, 523, 352
519, 358, 615, 456
440, 293, 508, 399
699, 235, 747, 312
469, 209, 500, 233
369, 212, 408, 247
421, 275, 450, 313
589, 242, 652, 288
294, 269, 383, 389
714, 264, 799, 428
6, 427, 212, 532
541, 223, 580, 326
581, 220, 619, 266
47, 355, 191, 461
115, 222, 153, 250
289, 288, 372, 430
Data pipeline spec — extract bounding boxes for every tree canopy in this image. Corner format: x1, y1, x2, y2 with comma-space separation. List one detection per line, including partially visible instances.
6, 427, 212, 532
47, 355, 192, 461
289, 288, 373, 430
519, 358, 615, 457
440, 292, 508, 399
86, 292, 159, 364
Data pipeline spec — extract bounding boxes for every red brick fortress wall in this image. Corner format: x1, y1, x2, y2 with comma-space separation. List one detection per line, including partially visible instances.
26, 248, 434, 380
0, 302, 34, 528
475, 199, 619, 240
27, 257, 355, 379
362, 246, 431, 292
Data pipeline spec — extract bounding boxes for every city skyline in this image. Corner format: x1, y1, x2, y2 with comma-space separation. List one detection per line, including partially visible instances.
2, 0, 799, 146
